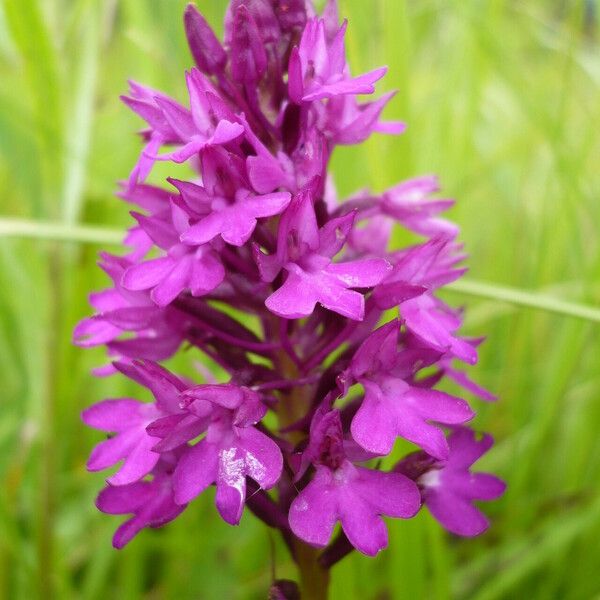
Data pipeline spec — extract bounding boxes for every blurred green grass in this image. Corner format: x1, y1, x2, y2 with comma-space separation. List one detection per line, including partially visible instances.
0, 0, 599, 598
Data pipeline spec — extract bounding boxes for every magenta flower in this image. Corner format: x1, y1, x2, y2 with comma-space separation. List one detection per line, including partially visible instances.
73, 252, 183, 369
401, 294, 478, 365
82, 360, 186, 484
320, 91, 406, 145
78, 1, 504, 594
345, 320, 474, 459
174, 146, 292, 247
381, 176, 459, 239
122, 69, 244, 180
257, 187, 391, 319
171, 384, 283, 524
96, 454, 187, 549
289, 409, 420, 556
83, 397, 162, 485
288, 18, 386, 102
395, 427, 506, 536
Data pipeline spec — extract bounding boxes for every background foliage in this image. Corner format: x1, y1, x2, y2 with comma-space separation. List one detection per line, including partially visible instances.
1, 0, 599, 598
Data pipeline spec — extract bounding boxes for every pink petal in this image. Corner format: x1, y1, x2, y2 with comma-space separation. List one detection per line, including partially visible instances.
189, 250, 225, 295
338, 490, 389, 556
112, 517, 146, 549
82, 399, 144, 432
447, 429, 494, 469
185, 384, 244, 409
350, 383, 397, 455
314, 275, 365, 320
288, 468, 338, 548
73, 316, 121, 347
211, 119, 244, 144
253, 243, 283, 283
219, 213, 258, 246
451, 473, 506, 501
317, 211, 355, 257
121, 257, 175, 291
395, 412, 449, 460
130, 135, 163, 185
182, 212, 227, 245
353, 467, 421, 519
215, 474, 246, 525
265, 271, 318, 319
120, 96, 171, 135
173, 440, 219, 504
350, 320, 399, 377
185, 70, 213, 132
326, 258, 391, 288
96, 482, 154, 514
279, 189, 320, 255
247, 154, 291, 193
241, 191, 292, 218
108, 433, 160, 485
87, 432, 136, 472
102, 307, 158, 331
373, 120, 407, 135
168, 178, 212, 209
236, 427, 283, 489
402, 297, 478, 365
154, 96, 196, 140
132, 212, 178, 250
151, 414, 208, 452
150, 255, 192, 307
426, 490, 490, 537
302, 67, 387, 101
326, 19, 348, 75
405, 388, 475, 425
155, 137, 206, 163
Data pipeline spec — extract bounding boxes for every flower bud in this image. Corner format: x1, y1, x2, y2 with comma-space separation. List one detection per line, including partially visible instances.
274, 0, 307, 33
230, 5, 268, 83
184, 3, 227, 75
268, 580, 300, 600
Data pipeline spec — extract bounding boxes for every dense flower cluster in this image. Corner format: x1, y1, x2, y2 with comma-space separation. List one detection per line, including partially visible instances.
77, 0, 504, 563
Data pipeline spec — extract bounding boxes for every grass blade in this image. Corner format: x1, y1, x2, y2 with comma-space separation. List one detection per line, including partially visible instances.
446, 279, 600, 323
0, 218, 122, 245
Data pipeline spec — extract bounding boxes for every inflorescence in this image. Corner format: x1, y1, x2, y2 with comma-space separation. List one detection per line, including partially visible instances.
76, 0, 505, 572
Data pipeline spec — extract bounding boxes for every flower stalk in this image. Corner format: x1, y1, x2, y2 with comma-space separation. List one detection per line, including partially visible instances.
276, 332, 329, 598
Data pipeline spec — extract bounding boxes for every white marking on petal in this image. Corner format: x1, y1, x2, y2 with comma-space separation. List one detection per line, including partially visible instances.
419, 469, 441, 489
219, 447, 245, 497
295, 498, 308, 511
245, 452, 266, 484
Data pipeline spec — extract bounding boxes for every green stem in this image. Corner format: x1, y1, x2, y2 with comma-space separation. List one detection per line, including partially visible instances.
274, 336, 330, 599
294, 542, 330, 600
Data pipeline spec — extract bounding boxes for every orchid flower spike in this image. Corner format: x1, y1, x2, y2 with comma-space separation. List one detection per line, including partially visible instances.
77, 1, 504, 595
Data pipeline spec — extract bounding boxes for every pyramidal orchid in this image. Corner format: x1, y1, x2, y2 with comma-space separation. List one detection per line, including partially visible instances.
76, 2, 504, 596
